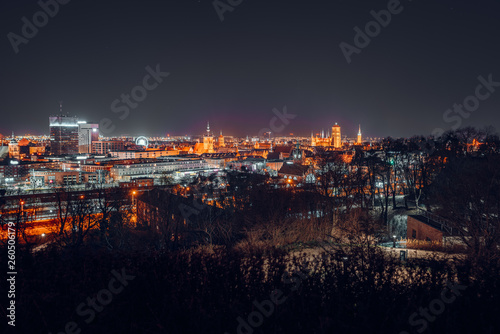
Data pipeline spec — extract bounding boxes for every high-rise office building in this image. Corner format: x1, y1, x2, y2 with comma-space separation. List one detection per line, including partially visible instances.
78, 122, 99, 154
49, 115, 79, 155
331, 123, 342, 148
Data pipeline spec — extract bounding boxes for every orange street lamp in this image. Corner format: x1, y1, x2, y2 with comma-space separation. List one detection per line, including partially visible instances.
131, 190, 138, 224
131, 190, 137, 206
20, 200, 25, 225
131, 191, 137, 206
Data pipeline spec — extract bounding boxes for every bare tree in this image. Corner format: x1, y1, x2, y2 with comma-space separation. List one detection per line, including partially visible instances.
429, 156, 500, 260
94, 185, 131, 249
52, 186, 97, 249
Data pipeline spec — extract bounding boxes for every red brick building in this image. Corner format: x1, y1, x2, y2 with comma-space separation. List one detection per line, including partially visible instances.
32, 170, 80, 186
407, 214, 452, 243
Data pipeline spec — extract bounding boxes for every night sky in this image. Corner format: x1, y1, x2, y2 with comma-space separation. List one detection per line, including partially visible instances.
1, 0, 499, 138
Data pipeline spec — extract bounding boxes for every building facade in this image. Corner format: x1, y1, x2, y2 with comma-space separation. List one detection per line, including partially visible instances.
332, 123, 342, 148
49, 116, 79, 155
203, 122, 215, 153
110, 159, 208, 181
92, 140, 125, 155
78, 122, 99, 154
8, 137, 20, 159
110, 149, 179, 159
31, 170, 80, 186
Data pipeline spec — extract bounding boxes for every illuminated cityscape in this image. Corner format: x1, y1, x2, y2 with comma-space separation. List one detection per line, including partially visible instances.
2, 110, 499, 333
1, 113, 372, 188
1, 1, 499, 334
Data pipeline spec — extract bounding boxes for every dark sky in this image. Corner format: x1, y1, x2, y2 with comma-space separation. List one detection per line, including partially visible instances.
1, 0, 500, 138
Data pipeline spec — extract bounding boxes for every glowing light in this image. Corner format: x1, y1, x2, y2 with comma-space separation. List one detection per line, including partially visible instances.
135, 136, 149, 147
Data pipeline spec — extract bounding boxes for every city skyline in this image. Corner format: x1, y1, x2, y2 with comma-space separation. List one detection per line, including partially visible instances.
4, 109, 378, 140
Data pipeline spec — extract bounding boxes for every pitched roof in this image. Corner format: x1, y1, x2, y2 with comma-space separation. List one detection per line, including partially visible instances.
273, 145, 293, 154
266, 152, 281, 160
278, 163, 310, 176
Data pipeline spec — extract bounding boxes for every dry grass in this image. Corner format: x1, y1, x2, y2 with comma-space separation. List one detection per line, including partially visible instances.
234, 218, 332, 253
405, 238, 467, 253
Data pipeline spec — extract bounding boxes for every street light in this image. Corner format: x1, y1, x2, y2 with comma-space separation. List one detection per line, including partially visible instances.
130, 190, 138, 225
393, 235, 397, 248
131, 190, 137, 212
131, 190, 136, 205
17, 200, 26, 237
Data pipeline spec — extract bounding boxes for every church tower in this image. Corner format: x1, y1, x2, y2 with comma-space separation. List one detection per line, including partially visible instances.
203, 122, 214, 153
218, 130, 225, 148
292, 142, 303, 163
331, 123, 342, 149
8, 132, 20, 159
357, 125, 362, 145
311, 132, 316, 147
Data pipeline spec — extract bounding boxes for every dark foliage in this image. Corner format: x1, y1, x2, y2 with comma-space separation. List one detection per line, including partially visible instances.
2, 244, 499, 334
